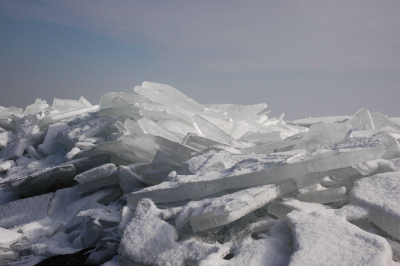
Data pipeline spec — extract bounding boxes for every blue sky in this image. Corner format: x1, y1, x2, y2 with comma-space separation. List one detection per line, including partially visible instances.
1, 0, 399, 119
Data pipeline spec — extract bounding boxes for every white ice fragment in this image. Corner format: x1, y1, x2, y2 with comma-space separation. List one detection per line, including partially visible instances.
0, 138, 31, 162
372, 112, 400, 132
351, 171, 400, 239
16, 113, 42, 139
0, 131, 16, 150
294, 122, 352, 150
74, 163, 117, 184
63, 147, 81, 162
0, 193, 53, 229
0, 160, 15, 172
24, 99, 49, 114
0, 227, 23, 248
297, 186, 346, 204
0, 106, 23, 119
37, 123, 69, 155
287, 209, 394, 266
355, 158, 400, 176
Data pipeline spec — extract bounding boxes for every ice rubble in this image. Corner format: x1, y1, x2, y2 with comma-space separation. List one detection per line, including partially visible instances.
0, 82, 400, 266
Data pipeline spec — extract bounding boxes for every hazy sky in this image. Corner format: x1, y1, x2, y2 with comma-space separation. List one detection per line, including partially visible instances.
1, 0, 399, 120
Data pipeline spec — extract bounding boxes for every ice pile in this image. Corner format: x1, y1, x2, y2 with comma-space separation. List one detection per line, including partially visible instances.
0, 82, 400, 266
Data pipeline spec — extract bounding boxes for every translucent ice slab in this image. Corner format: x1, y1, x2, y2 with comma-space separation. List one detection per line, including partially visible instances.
347, 108, 374, 131
134, 82, 204, 114
39, 105, 99, 128
128, 144, 386, 206
297, 186, 346, 204
138, 117, 183, 143
183, 180, 296, 232
52, 96, 92, 113
294, 122, 352, 150
192, 114, 241, 147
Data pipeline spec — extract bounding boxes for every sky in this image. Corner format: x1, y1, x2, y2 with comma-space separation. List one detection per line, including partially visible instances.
0, 0, 399, 120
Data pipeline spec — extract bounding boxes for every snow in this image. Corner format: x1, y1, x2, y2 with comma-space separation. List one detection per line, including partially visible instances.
287, 208, 394, 266
351, 171, 400, 239
0, 82, 399, 265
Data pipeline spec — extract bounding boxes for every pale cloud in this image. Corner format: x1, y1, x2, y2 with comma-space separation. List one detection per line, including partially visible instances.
1, 0, 400, 72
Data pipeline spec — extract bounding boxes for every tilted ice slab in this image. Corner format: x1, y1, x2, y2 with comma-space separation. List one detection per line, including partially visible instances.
74, 163, 117, 184
351, 171, 400, 239
161, 179, 296, 232
287, 208, 394, 266
128, 138, 389, 206
0, 193, 53, 229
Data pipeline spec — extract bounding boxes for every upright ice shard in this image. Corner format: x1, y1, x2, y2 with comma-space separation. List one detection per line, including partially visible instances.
347, 108, 374, 131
